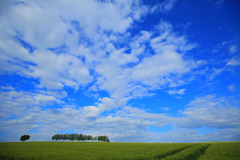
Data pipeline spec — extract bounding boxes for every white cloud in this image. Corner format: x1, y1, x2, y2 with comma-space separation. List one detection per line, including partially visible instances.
0, 86, 172, 142
156, 128, 240, 142
228, 84, 236, 92
161, 107, 170, 111
81, 106, 100, 119
177, 95, 240, 129
30, 50, 93, 90
160, 0, 178, 12
205, 66, 226, 80
0, 86, 15, 90
167, 89, 186, 95
131, 51, 188, 82
0, 88, 63, 118
230, 45, 238, 53
0, 0, 205, 143
3, 1, 68, 49
97, 97, 128, 111
215, 0, 225, 6
0, 0, 149, 100
1, 88, 239, 142
227, 56, 240, 66
129, 22, 196, 89
0, 0, 199, 102
35, 0, 147, 35
86, 21, 198, 104
151, 0, 178, 13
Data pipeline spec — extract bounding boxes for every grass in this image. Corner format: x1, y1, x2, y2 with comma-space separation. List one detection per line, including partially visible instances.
0, 142, 194, 160
198, 142, 240, 160
0, 141, 239, 160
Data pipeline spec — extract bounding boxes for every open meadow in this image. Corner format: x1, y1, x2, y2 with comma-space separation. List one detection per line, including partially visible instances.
0, 141, 239, 160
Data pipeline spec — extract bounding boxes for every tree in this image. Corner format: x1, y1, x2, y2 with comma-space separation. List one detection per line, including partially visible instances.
52, 135, 56, 141
78, 134, 83, 141
20, 135, 30, 142
87, 135, 92, 141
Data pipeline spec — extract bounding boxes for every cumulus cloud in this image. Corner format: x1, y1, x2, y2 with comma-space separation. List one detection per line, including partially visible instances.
0, 0, 198, 103
1, 87, 239, 142
81, 106, 100, 120
31, 50, 93, 90
0, 0, 147, 90
177, 95, 240, 129
0, 88, 63, 118
97, 97, 128, 111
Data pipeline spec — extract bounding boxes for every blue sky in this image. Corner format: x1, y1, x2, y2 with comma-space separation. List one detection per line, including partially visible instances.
0, 0, 239, 142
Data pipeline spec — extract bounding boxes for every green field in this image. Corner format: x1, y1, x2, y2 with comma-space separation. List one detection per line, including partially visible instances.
0, 141, 239, 160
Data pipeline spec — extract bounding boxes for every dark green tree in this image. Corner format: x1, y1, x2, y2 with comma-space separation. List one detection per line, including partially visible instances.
52, 135, 56, 141
78, 134, 83, 141
20, 135, 30, 142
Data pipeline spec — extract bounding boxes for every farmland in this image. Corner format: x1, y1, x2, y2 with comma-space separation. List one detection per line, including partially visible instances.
0, 141, 239, 160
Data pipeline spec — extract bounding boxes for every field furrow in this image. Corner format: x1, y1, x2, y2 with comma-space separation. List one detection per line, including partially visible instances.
161, 144, 211, 160
154, 145, 192, 159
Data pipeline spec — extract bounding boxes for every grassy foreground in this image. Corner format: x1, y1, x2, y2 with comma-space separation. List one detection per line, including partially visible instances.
0, 141, 239, 160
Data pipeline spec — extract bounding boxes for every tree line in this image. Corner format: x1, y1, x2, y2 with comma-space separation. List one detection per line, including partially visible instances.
52, 134, 110, 142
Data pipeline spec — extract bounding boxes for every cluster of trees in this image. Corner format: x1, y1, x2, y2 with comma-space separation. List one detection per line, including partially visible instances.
97, 136, 109, 142
20, 135, 30, 142
52, 134, 110, 142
